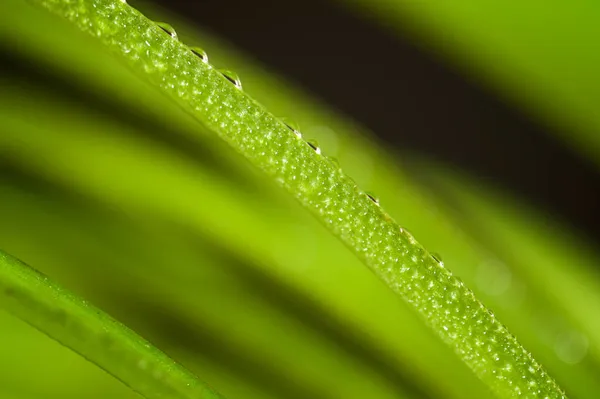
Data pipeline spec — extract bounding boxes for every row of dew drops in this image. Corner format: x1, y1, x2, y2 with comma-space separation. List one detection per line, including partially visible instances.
153, 22, 333, 164
159, 14, 590, 365
143, 13, 597, 369
152, 19, 442, 265
143, 21, 592, 369
120, 2, 590, 371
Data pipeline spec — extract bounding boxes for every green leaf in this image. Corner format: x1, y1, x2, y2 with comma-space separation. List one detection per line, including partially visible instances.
0, 249, 225, 399
15, 0, 568, 397
339, 0, 600, 169
410, 158, 600, 399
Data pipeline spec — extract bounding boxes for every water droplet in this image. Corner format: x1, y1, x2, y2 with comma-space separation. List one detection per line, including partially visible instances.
327, 156, 340, 169
154, 22, 178, 40
280, 118, 302, 138
554, 330, 588, 364
219, 70, 242, 89
305, 125, 339, 155
365, 192, 380, 205
306, 139, 321, 155
431, 252, 443, 264
400, 227, 417, 243
190, 47, 209, 63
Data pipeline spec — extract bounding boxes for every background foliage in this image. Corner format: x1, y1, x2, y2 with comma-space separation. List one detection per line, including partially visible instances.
1, 0, 599, 398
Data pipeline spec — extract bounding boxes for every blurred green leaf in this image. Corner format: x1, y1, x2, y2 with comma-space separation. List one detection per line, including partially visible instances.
339, 0, 600, 167
2, 0, 598, 398
0, 249, 225, 399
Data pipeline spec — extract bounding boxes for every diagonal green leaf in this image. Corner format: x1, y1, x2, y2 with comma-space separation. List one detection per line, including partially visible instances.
408, 158, 600, 399
0, 79, 479, 399
0, 249, 225, 399
17, 0, 570, 397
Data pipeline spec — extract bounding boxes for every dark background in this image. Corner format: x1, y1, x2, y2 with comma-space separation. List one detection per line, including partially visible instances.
154, 0, 600, 243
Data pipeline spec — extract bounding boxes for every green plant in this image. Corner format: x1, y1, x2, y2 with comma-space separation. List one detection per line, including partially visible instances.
0, 250, 224, 399
0, 0, 597, 398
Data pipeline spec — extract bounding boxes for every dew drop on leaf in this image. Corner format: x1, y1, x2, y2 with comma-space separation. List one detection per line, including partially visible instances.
154, 22, 178, 40
327, 156, 340, 169
280, 117, 302, 138
400, 227, 417, 244
189, 46, 209, 63
431, 252, 443, 264
365, 191, 380, 206
219, 69, 243, 89
306, 139, 321, 155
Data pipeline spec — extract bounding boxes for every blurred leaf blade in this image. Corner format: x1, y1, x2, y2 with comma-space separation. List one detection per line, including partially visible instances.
1, 0, 594, 398
0, 249, 226, 399
338, 0, 600, 168
0, 58, 473, 399
20, 0, 569, 397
